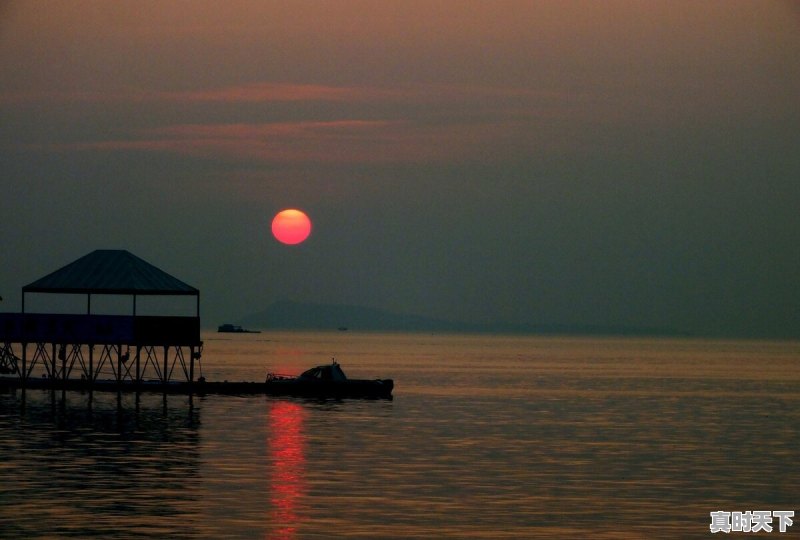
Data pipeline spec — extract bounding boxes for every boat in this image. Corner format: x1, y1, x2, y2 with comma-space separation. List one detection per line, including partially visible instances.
0, 361, 393, 399
217, 323, 260, 333
265, 360, 393, 399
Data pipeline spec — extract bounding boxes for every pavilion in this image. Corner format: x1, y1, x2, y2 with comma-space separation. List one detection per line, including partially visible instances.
0, 250, 203, 388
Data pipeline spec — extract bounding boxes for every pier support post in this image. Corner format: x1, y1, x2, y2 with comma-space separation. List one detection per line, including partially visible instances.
117, 344, 122, 385
21, 343, 27, 387
189, 345, 195, 384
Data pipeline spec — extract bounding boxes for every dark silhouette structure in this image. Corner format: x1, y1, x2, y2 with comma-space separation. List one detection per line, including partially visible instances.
0, 250, 202, 389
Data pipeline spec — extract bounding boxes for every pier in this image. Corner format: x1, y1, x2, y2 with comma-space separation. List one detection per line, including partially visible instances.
0, 250, 202, 393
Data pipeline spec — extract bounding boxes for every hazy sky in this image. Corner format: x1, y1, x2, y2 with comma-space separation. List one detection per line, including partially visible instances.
1, 1, 799, 338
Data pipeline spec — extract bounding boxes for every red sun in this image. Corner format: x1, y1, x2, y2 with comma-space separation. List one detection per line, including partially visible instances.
272, 209, 312, 245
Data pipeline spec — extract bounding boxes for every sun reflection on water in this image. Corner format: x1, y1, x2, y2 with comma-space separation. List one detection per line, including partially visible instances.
267, 400, 306, 540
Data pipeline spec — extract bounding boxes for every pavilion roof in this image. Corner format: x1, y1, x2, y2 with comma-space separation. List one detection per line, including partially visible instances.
22, 250, 198, 296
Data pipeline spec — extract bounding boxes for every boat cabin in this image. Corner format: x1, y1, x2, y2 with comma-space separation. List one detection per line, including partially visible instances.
300, 362, 347, 381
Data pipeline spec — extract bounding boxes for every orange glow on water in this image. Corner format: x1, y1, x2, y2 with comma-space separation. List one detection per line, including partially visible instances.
272, 209, 312, 245
267, 401, 306, 540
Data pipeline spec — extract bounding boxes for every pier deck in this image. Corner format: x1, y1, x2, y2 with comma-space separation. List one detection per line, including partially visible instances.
0, 375, 393, 399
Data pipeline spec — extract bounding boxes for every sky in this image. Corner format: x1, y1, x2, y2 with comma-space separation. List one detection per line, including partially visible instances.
1, 0, 799, 338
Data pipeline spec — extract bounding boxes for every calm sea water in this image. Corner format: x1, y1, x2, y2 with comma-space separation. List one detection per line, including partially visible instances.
0, 332, 798, 539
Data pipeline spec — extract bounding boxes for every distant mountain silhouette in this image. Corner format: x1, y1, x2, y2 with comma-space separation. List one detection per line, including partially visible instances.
236, 300, 685, 336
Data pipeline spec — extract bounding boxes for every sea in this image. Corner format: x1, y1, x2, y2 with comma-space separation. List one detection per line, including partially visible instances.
0, 331, 798, 539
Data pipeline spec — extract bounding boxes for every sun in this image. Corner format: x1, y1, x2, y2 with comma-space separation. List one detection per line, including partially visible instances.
272, 209, 312, 245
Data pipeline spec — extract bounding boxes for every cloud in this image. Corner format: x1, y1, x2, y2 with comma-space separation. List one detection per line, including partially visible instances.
50, 118, 525, 164
0, 81, 546, 106
13, 79, 705, 166
161, 83, 399, 104
4, 81, 553, 164
0, 83, 356, 106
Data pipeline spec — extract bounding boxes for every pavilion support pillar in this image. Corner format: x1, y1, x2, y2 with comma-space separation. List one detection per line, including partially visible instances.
21, 343, 27, 387
89, 344, 94, 388
61, 344, 67, 385
163, 346, 168, 386
51, 343, 56, 380
189, 345, 195, 385
135, 346, 141, 383
116, 344, 122, 384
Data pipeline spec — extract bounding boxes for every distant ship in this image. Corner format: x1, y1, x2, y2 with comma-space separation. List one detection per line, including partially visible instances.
217, 324, 260, 333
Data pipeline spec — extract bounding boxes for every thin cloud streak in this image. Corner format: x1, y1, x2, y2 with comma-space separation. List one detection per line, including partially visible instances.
3, 80, 595, 164
0, 83, 372, 105
0, 81, 556, 107
46, 119, 526, 164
